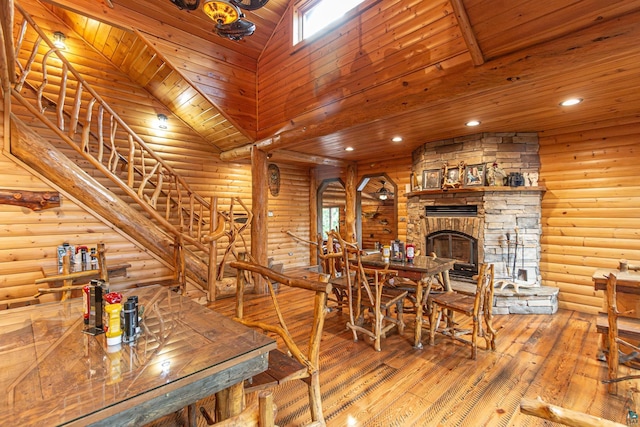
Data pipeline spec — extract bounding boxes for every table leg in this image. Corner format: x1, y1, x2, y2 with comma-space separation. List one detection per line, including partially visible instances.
187, 403, 197, 427
215, 382, 245, 421
442, 269, 452, 292
414, 279, 424, 349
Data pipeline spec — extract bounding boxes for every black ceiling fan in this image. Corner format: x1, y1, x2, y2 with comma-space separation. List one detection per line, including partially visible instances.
374, 180, 394, 201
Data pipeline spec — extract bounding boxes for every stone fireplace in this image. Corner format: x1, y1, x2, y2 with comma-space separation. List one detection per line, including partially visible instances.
407, 133, 558, 314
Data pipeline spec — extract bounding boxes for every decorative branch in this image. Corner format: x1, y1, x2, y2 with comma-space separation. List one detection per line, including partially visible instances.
0, 189, 60, 211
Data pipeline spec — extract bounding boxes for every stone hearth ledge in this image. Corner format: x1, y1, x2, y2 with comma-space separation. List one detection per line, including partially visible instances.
449, 280, 559, 315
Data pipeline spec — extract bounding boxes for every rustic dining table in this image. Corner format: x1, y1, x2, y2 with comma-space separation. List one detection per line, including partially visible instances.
0, 284, 276, 426
360, 253, 456, 349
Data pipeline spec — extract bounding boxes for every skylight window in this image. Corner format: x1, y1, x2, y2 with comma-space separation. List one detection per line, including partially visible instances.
293, 0, 365, 44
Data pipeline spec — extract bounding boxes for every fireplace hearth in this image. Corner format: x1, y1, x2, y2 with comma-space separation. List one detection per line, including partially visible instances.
406, 132, 558, 314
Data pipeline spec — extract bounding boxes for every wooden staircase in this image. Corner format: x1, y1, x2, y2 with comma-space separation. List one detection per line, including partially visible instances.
2, 3, 248, 299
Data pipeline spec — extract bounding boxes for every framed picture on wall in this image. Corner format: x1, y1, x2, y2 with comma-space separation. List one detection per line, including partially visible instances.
422, 169, 442, 190
464, 164, 485, 187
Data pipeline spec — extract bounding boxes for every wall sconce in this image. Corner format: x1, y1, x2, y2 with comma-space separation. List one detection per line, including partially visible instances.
157, 114, 168, 129
52, 31, 66, 50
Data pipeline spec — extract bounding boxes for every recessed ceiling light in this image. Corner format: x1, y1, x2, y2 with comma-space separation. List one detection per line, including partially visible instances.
560, 98, 583, 106
345, 146, 354, 151
391, 136, 403, 142
465, 120, 481, 127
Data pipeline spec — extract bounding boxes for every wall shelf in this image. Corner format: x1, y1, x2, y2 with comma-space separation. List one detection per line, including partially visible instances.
407, 186, 546, 197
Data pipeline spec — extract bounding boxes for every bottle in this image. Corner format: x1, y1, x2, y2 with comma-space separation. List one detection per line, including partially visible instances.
382, 245, 390, 263
104, 302, 123, 346
122, 298, 138, 343
406, 243, 415, 263
82, 285, 90, 324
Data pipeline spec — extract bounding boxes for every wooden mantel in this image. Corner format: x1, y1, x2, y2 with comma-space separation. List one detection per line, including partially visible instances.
407, 186, 546, 197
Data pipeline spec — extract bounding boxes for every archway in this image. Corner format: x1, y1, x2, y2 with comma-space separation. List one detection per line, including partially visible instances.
356, 174, 397, 249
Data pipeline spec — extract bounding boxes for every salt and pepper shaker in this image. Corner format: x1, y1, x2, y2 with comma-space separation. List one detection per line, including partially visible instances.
122, 296, 139, 343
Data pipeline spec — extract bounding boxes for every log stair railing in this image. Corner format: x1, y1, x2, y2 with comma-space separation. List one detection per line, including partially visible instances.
3, 1, 252, 298
230, 257, 331, 426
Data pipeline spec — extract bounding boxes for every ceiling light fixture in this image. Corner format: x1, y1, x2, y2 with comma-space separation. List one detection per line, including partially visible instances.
201, 0, 267, 40
376, 180, 393, 201
345, 146, 354, 151
465, 120, 481, 127
157, 114, 168, 129
202, 0, 241, 25
391, 136, 403, 142
52, 31, 66, 50
560, 98, 583, 106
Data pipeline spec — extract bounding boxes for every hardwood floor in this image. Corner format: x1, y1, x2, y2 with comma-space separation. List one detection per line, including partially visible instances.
204, 285, 638, 426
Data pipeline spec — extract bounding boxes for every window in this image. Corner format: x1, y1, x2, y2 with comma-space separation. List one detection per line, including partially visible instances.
293, 0, 365, 44
322, 206, 340, 238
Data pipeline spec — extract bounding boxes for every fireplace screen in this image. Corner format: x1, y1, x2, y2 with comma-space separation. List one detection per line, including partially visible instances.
426, 231, 478, 280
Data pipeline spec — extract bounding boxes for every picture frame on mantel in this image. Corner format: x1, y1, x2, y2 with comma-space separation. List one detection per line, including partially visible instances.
422, 169, 442, 190
464, 164, 485, 187
442, 161, 464, 189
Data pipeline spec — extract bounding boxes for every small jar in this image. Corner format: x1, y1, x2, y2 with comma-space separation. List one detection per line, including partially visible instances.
382, 245, 390, 263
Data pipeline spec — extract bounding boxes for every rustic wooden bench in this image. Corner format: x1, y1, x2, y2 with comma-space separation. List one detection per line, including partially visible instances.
230, 258, 332, 426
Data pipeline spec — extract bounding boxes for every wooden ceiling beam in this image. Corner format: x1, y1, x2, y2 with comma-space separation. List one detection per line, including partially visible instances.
450, 0, 484, 66
267, 149, 352, 168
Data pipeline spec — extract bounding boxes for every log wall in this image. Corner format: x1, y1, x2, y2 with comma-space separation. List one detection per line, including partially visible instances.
312, 157, 412, 246
539, 116, 640, 314
0, 2, 310, 305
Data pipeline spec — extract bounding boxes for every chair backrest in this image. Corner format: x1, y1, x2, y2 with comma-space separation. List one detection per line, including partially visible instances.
317, 231, 344, 279
475, 263, 495, 317
330, 231, 397, 306
229, 257, 331, 424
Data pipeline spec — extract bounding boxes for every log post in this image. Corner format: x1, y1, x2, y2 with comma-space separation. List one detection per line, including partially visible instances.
251, 147, 268, 293
208, 196, 218, 301
309, 168, 318, 265
345, 163, 357, 243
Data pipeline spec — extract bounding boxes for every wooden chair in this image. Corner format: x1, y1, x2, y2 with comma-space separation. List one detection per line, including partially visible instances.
390, 252, 445, 314
317, 231, 349, 312
333, 234, 408, 352
230, 257, 331, 426
597, 272, 640, 394
428, 263, 497, 359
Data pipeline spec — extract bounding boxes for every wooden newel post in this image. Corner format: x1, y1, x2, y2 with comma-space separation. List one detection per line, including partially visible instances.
208, 196, 218, 301
251, 147, 268, 293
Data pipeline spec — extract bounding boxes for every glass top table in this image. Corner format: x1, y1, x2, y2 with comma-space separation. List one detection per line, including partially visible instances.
0, 285, 276, 426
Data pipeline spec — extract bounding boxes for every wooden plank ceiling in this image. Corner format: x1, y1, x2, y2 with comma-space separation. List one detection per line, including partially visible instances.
37, 0, 640, 164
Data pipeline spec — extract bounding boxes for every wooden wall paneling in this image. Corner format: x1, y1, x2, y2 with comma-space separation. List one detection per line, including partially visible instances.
539, 117, 640, 314
0, 151, 173, 304
257, 0, 462, 133
267, 163, 312, 269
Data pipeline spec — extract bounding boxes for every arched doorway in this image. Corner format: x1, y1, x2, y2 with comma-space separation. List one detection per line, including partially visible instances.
317, 178, 346, 240
356, 174, 397, 249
